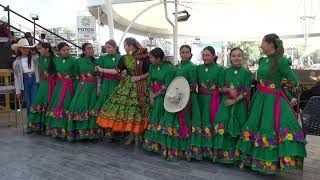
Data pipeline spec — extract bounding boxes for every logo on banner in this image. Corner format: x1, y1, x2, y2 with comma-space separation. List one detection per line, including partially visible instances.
77, 16, 96, 40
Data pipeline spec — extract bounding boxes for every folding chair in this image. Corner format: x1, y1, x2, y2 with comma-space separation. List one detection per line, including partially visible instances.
0, 69, 17, 127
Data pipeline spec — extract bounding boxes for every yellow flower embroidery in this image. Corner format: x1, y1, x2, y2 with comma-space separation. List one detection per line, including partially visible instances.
286, 134, 293, 141
218, 129, 224, 135
239, 163, 244, 169
163, 151, 167, 156
262, 137, 267, 143
284, 156, 291, 163
266, 161, 272, 166
270, 84, 276, 89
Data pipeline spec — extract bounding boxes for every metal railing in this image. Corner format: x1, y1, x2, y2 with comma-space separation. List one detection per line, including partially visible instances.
0, 19, 41, 43
0, 4, 81, 49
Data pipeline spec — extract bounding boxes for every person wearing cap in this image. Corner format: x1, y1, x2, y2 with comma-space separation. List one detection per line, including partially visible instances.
12, 38, 39, 115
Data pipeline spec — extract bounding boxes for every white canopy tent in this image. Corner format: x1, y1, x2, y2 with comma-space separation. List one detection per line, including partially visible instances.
87, 0, 320, 64
88, 0, 320, 40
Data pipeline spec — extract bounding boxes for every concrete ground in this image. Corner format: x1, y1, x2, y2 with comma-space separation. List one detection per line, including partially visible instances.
0, 110, 319, 180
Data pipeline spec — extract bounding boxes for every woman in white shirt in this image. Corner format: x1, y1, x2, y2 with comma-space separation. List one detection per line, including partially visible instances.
12, 38, 39, 115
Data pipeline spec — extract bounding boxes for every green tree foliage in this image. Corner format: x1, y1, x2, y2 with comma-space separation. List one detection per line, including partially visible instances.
226, 41, 261, 66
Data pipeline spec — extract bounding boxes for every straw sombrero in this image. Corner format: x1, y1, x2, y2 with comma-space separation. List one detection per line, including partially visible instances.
11, 38, 35, 52
164, 76, 190, 113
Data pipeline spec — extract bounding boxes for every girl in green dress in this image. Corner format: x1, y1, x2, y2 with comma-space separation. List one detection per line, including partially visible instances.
143, 47, 174, 154
236, 34, 306, 174
45, 42, 77, 139
28, 42, 56, 134
196, 46, 225, 160
94, 40, 121, 117
97, 37, 150, 144
66, 43, 100, 141
211, 47, 251, 163
159, 45, 201, 160
94, 40, 122, 141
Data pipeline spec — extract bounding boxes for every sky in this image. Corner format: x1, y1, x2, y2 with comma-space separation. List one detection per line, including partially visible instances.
1, 0, 88, 28
2, 0, 320, 55
0, 0, 145, 45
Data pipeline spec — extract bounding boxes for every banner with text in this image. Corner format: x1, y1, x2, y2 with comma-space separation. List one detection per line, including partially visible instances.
77, 16, 96, 40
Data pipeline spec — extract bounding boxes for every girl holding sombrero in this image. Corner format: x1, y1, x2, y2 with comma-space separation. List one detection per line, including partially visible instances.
143, 47, 175, 154
160, 45, 201, 161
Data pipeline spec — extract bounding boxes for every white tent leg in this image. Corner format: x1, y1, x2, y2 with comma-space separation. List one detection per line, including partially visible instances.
106, 0, 115, 39
173, 0, 178, 65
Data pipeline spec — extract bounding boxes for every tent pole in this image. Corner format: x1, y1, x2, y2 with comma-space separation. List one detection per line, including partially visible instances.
173, 0, 178, 65
106, 0, 115, 39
